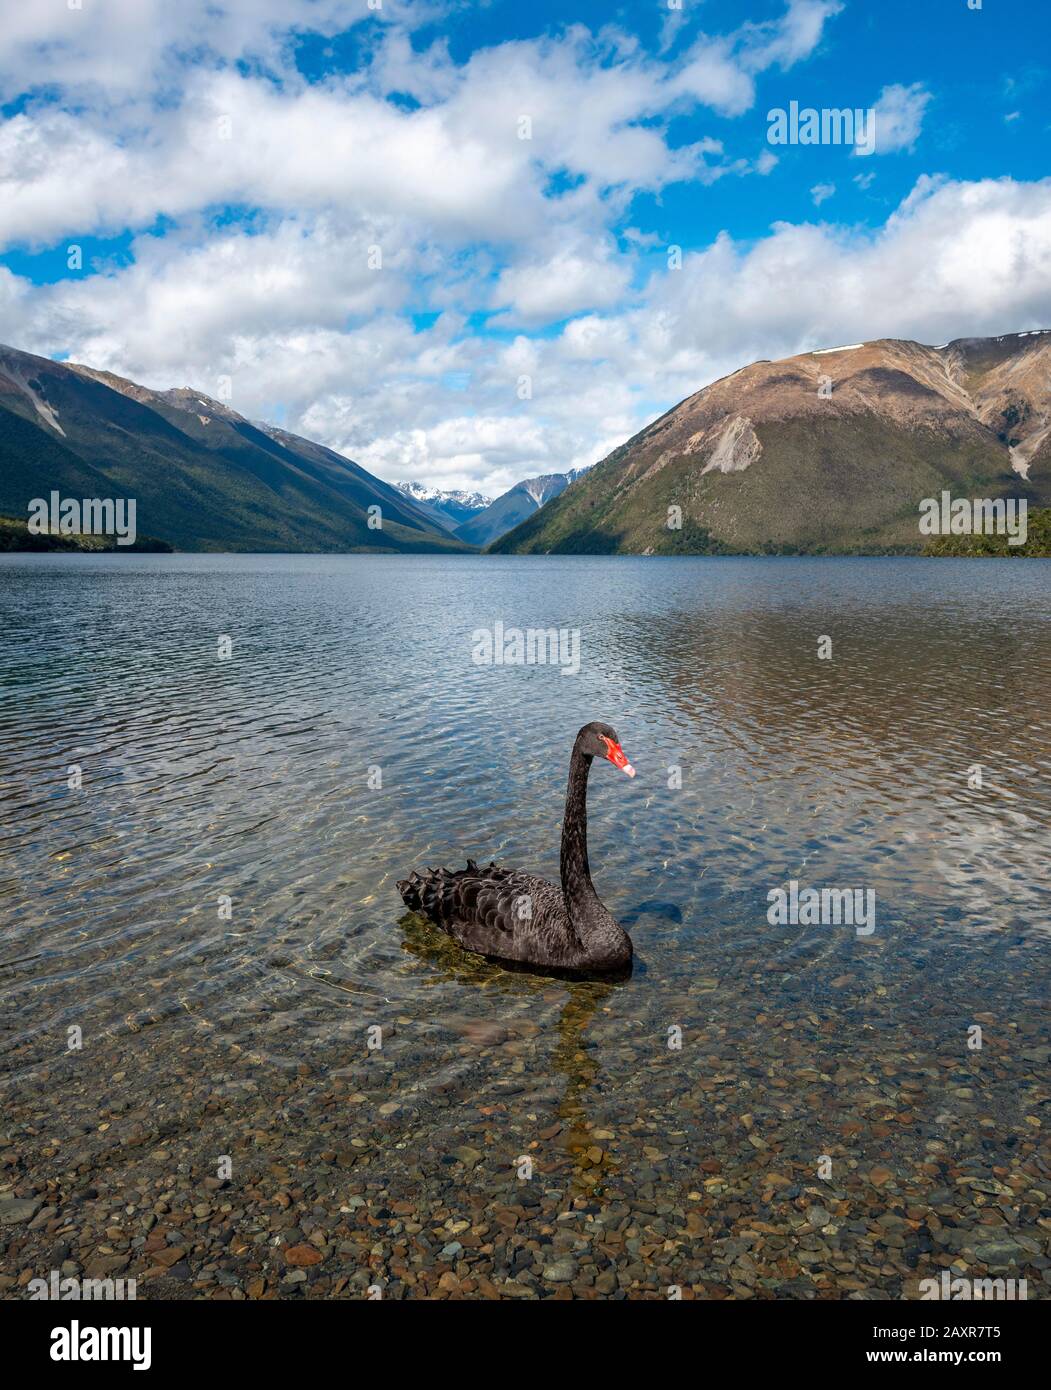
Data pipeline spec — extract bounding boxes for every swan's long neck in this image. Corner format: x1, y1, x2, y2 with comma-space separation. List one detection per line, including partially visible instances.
560, 743, 631, 967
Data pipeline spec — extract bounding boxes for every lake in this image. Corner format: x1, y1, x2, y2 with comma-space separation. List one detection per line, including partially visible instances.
0, 553, 1048, 1299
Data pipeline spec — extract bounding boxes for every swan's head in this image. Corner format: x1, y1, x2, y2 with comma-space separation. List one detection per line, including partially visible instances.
578, 720, 635, 778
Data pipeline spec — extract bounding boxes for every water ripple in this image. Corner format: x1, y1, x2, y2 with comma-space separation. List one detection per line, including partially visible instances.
0, 554, 1048, 1129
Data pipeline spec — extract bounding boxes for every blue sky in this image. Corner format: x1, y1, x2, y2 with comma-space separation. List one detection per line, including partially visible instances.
0, 0, 1048, 493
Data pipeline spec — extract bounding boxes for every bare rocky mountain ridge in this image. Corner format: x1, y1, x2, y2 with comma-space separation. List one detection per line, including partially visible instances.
492, 332, 1051, 555
636, 333, 1051, 486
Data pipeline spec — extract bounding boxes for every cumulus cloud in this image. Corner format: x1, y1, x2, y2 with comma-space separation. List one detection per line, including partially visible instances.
7, 7, 1042, 497
0, 0, 420, 102
670, 37, 757, 117
491, 242, 634, 325
604, 176, 1051, 385
0, 72, 548, 248
0, 4, 845, 250
9, 175, 1050, 494
868, 82, 932, 155
741, 0, 844, 72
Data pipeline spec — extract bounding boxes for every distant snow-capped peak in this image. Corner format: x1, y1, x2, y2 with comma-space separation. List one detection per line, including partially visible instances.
397, 481, 492, 509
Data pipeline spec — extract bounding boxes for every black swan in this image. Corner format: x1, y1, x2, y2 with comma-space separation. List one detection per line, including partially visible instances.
397, 721, 636, 975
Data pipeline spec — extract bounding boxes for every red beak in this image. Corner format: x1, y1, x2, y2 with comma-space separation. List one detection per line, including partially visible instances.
600, 736, 636, 778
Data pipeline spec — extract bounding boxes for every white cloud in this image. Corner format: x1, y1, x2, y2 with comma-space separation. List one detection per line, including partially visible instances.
810, 182, 835, 206
491, 243, 633, 325
0, 73, 547, 248
741, 0, 844, 71
344, 414, 558, 496
0, 0, 416, 102
670, 37, 757, 117
13, 7, 1035, 498
0, 4, 844, 250
609, 176, 1051, 385
868, 82, 932, 155
6, 177, 1051, 492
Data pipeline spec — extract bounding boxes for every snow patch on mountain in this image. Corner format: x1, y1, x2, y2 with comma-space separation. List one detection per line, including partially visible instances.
397, 481, 491, 509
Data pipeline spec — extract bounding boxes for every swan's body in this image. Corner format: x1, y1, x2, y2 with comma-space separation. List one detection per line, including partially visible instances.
397, 721, 635, 976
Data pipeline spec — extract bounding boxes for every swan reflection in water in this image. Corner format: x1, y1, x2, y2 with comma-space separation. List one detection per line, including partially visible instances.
398, 911, 623, 1195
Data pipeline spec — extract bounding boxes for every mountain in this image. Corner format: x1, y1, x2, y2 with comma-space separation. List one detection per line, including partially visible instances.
0, 345, 471, 552
0, 513, 173, 552
491, 333, 1051, 555
395, 480, 491, 531
453, 469, 589, 547
924, 507, 1051, 557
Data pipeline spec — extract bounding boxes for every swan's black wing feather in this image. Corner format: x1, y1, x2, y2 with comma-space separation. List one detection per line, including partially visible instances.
397, 860, 574, 965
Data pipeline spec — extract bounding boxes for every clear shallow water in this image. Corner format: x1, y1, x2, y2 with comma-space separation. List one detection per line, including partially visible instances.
1, 554, 1048, 1296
